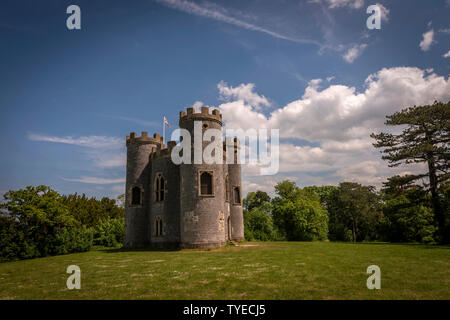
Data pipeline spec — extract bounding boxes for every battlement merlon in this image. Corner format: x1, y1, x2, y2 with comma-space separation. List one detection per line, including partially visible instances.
126, 131, 164, 147
150, 140, 177, 160
179, 106, 222, 126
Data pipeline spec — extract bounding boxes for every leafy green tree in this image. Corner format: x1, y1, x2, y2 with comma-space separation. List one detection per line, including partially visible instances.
379, 177, 436, 243
243, 190, 271, 211
93, 218, 125, 247
0, 186, 124, 261
61, 193, 124, 228
371, 101, 450, 241
244, 202, 276, 241
328, 182, 382, 242
272, 181, 328, 241
303, 185, 338, 211
1, 186, 76, 256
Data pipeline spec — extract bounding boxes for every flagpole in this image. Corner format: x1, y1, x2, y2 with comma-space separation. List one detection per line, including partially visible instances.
163, 117, 165, 146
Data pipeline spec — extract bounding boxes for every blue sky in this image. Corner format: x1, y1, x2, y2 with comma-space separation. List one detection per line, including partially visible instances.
1, 0, 449, 199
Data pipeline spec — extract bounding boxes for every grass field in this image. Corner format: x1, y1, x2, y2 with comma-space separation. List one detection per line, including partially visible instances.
0, 241, 449, 300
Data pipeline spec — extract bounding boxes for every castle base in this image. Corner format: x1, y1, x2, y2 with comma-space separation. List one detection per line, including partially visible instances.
180, 241, 227, 249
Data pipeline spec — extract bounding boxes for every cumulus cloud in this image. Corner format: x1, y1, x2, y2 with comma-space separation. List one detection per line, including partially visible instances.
218, 81, 270, 110
343, 43, 367, 63
217, 66, 450, 191
443, 50, 450, 58
419, 29, 435, 51
220, 67, 450, 142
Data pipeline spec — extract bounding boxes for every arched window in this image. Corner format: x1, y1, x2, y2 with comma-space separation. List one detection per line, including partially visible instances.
154, 173, 165, 202
131, 186, 141, 206
155, 216, 163, 237
225, 175, 230, 202
200, 171, 213, 195
233, 186, 241, 205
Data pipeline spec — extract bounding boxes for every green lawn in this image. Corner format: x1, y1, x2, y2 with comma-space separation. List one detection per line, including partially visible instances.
0, 242, 449, 299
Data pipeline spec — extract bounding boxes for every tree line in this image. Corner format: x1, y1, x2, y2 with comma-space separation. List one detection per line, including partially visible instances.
245, 101, 449, 244
0, 186, 125, 262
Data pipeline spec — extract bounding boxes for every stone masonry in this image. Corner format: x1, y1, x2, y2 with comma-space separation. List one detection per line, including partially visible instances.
124, 107, 244, 249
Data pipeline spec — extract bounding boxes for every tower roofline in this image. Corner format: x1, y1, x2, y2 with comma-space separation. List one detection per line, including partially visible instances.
126, 131, 164, 146
179, 106, 222, 126
150, 140, 177, 160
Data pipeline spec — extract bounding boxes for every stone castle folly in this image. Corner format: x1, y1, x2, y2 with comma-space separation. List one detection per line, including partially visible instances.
124, 106, 244, 249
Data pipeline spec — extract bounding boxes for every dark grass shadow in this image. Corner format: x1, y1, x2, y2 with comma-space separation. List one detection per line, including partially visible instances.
98, 246, 182, 253
339, 241, 450, 249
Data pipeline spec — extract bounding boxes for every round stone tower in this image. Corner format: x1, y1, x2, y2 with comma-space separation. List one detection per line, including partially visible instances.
178, 106, 226, 248
228, 138, 245, 240
124, 132, 162, 248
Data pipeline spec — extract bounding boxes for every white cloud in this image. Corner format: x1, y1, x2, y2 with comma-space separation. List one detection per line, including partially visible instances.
28, 134, 122, 149
28, 134, 126, 169
217, 66, 450, 190
343, 43, 367, 63
220, 67, 450, 142
376, 3, 389, 22
218, 81, 270, 110
310, 0, 365, 9
62, 176, 125, 184
419, 29, 435, 51
443, 50, 450, 58
156, 0, 321, 47
190, 101, 205, 112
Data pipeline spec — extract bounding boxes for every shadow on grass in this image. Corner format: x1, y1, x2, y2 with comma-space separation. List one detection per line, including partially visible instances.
338, 241, 450, 249
98, 246, 182, 253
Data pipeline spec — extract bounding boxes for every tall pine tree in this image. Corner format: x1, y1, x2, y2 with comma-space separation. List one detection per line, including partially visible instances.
371, 101, 450, 242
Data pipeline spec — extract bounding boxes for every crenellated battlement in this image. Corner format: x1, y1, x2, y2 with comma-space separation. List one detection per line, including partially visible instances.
126, 131, 164, 147
179, 106, 222, 126
150, 140, 177, 160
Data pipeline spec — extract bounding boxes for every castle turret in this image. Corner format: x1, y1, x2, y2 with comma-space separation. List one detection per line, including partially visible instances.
179, 106, 226, 248
228, 138, 244, 240
124, 132, 162, 248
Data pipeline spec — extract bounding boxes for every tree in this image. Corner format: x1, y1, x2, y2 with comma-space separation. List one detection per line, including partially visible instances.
371, 101, 450, 241
380, 182, 435, 243
272, 181, 328, 241
0, 185, 124, 261
243, 202, 276, 241
243, 190, 271, 211
0, 186, 76, 257
328, 182, 382, 242
60, 193, 124, 228
303, 185, 338, 211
